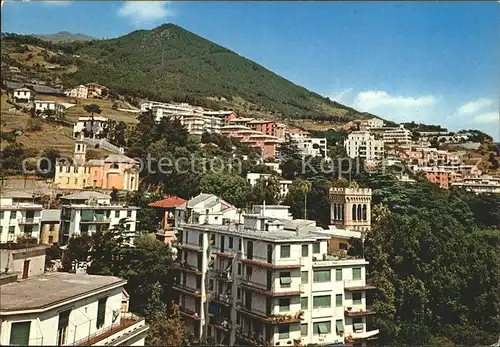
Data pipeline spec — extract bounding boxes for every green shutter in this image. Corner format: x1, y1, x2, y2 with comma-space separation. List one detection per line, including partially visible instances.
353, 267, 362, 280
280, 245, 290, 258
335, 269, 342, 281
300, 297, 308, 310
81, 210, 93, 221
313, 295, 331, 308
301, 271, 308, 284
313, 242, 320, 253
336, 294, 342, 307
353, 292, 362, 305
301, 324, 308, 337
96, 297, 107, 328
313, 321, 331, 335
301, 244, 308, 257
10, 321, 31, 345
313, 270, 331, 282
280, 276, 292, 285
335, 320, 344, 333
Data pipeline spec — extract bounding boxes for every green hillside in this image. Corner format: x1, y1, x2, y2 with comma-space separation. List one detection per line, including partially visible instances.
33, 31, 96, 43
65, 24, 373, 122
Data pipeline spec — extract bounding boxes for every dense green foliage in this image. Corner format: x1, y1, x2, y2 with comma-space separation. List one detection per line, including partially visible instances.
58, 24, 372, 121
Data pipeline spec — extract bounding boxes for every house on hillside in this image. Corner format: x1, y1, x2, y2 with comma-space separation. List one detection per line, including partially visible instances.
65, 83, 109, 99
34, 100, 65, 118
73, 115, 110, 139
13, 88, 34, 103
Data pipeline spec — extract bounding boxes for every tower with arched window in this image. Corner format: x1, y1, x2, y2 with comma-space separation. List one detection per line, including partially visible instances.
73, 140, 87, 167
329, 187, 372, 232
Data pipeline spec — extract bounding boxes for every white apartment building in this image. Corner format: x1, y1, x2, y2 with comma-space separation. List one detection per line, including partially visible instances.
59, 191, 138, 245
173, 203, 378, 347
358, 118, 384, 131
13, 87, 34, 103
381, 125, 412, 145
0, 271, 148, 346
0, 192, 43, 243
287, 130, 328, 158
73, 115, 109, 139
34, 100, 65, 118
65, 84, 88, 99
344, 131, 384, 162
246, 173, 293, 198
451, 175, 500, 194
175, 193, 240, 228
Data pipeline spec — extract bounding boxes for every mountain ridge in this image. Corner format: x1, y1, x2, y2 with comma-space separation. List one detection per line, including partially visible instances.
33, 31, 96, 43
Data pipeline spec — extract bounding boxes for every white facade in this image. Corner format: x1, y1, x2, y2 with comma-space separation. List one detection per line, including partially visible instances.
246, 173, 292, 198
344, 131, 384, 162
175, 193, 240, 228
358, 118, 384, 130
0, 196, 42, 243
451, 175, 500, 194
287, 130, 328, 158
65, 84, 88, 99
0, 272, 148, 346
73, 116, 110, 139
382, 125, 412, 145
173, 205, 378, 346
34, 100, 65, 118
59, 191, 138, 245
13, 88, 34, 102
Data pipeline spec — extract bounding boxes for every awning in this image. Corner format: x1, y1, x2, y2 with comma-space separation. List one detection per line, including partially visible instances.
336, 320, 344, 333
318, 323, 330, 334
353, 323, 364, 331
280, 277, 292, 285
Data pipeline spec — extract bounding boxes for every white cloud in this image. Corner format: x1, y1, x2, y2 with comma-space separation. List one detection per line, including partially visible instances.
42, 1, 71, 6
458, 98, 494, 115
473, 112, 499, 124
329, 88, 354, 104
118, 1, 176, 26
352, 90, 439, 123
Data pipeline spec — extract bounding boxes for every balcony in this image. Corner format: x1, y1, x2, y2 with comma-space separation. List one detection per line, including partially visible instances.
213, 250, 236, 258
344, 279, 376, 291
172, 283, 202, 297
209, 315, 231, 332
237, 304, 303, 325
177, 306, 201, 321
80, 217, 111, 224
211, 292, 233, 306
174, 242, 203, 252
240, 278, 302, 297
213, 269, 233, 282
241, 256, 300, 270
235, 328, 272, 347
344, 329, 380, 342
174, 262, 203, 275
344, 306, 376, 317
17, 218, 40, 225
74, 312, 148, 346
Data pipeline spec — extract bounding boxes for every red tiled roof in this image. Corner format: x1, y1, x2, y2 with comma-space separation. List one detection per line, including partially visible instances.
148, 195, 186, 208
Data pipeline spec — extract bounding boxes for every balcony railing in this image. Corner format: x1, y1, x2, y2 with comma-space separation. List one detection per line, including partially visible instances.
213, 268, 233, 281
209, 315, 231, 332
344, 329, 380, 342
172, 283, 202, 297
344, 305, 376, 317
211, 292, 233, 305
17, 218, 40, 224
240, 256, 300, 269
237, 303, 303, 324
239, 278, 302, 297
73, 312, 147, 346
178, 306, 201, 320
174, 242, 203, 252
235, 328, 271, 347
174, 262, 203, 275
80, 217, 111, 224
344, 279, 376, 291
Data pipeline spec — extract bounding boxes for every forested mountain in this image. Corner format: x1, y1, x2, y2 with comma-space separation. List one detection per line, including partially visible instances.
33, 31, 96, 43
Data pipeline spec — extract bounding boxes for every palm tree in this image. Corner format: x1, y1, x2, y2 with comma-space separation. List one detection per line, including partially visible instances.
83, 104, 102, 139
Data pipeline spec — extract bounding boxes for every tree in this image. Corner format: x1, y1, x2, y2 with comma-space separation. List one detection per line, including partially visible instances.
247, 175, 281, 207
146, 301, 191, 347
39, 148, 60, 178
83, 104, 102, 139
198, 173, 251, 207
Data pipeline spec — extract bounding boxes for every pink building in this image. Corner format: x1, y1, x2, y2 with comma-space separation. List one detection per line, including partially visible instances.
221, 125, 278, 158
248, 120, 277, 137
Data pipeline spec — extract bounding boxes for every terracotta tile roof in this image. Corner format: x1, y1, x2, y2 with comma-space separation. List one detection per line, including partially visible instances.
148, 195, 186, 208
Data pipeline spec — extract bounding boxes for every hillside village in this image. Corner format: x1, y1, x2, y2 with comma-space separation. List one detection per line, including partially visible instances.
0, 23, 499, 347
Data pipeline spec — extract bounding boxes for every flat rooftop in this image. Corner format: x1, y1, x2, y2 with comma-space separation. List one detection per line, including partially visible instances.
0, 272, 126, 313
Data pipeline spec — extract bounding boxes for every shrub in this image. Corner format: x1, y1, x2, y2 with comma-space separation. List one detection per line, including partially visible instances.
26, 118, 43, 132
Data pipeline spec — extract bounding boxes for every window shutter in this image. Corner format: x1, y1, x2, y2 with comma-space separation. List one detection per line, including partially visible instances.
10, 321, 31, 346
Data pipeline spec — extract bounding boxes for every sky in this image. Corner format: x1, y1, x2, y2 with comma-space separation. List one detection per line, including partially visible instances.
2, 1, 499, 140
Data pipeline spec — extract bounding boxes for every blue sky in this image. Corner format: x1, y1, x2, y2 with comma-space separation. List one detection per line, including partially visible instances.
2, 1, 499, 140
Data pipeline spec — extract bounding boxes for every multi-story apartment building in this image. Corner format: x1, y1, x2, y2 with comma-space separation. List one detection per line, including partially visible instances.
173, 202, 378, 347
286, 129, 328, 158
221, 125, 279, 158
0, 192, 43, 243
358, 118, 384, 131
54, 141, 140, 191
276, 123, 287, 142
344, 131, 384, 162
59, 191, 138, 245
451, 175, 500, 194
381, 125, 412, 145
40, 209, 61, 246
246, 173, 293, 198
0, 269, 148, 346
248, 120, 277, 137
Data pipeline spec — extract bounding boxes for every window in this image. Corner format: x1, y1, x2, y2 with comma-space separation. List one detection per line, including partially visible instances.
280, 245, 290, 258
9, 226, 15, 234
237, 263, 241, 275
10, 211, 16, 219
237, 288, 241, 299
280, 272, 291, 288
48, 236, 54, 244
313, 321, 331, 335
353, 268, 362, 280
209, 279, 214, 291
335, 320, 344, 335
313, 269, 331, 282
74, 178, 78, 185
313, 295, 331, 308
211, 233, 216, 245
300, 297, 308, 310
339, 242, 348, 250
301, 271, 308, 284
198, 234, 203, 246
115, 211, 120, 218
66, 178, 70, 184
9, 321, 31, 345
57, 310, 71, 345
125, 224, 131, 231
353, 292, 362, 305
335, 294, 343, 307
301, 324, 308, 337
229, 237, 233, 248
301, 244, 308, 257
0, 211, 4, 219
279, 298, 290, 312
278, 325, 290, 339
127, 210, 132, 218
335, 269, 342, 281
313, 242, 320, 254
96, 297, 107, 329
